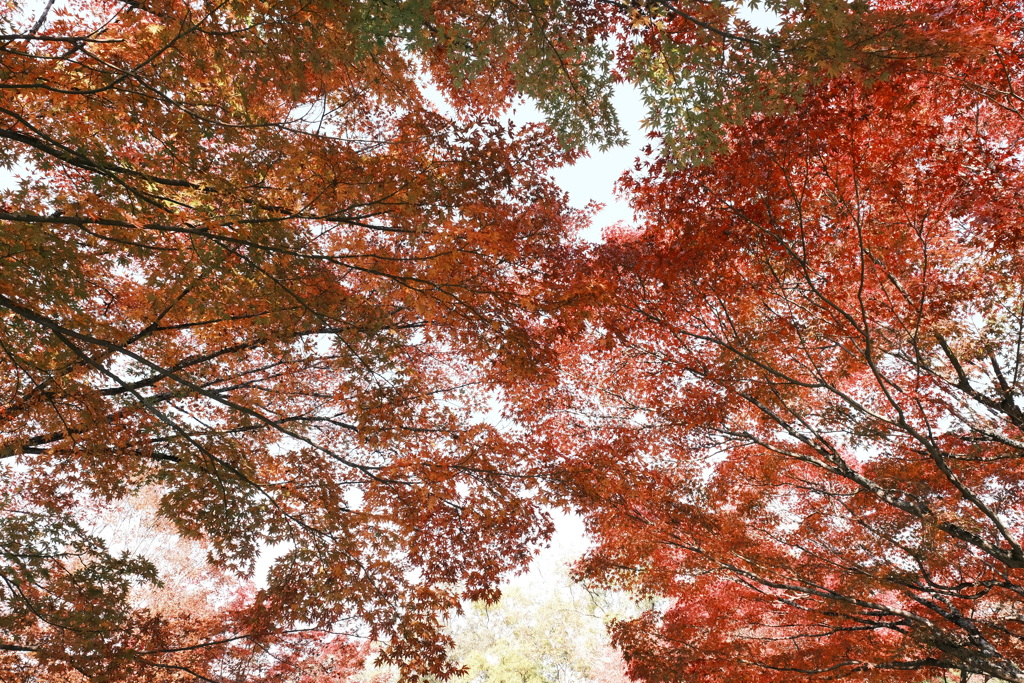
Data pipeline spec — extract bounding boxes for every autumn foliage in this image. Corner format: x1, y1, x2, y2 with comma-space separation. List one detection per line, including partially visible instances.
551, 3, 1024, 681
0, 0, 590, 678
6, 0, 1024, 681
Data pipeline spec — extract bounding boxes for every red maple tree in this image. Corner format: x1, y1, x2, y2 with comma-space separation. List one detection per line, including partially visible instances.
549, 4, 1024, 679
0, 0, 596, 678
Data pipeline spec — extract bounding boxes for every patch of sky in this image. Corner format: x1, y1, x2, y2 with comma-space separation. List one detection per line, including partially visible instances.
734, 1, 783, 33
543, 84, 650, 243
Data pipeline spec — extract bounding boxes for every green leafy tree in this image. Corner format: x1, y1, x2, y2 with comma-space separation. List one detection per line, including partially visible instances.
448, 560, 631, 683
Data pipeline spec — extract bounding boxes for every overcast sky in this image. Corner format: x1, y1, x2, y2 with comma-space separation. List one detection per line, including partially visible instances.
548, 84, 650, 243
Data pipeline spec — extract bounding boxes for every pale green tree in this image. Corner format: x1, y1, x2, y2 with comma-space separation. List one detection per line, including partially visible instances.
447, 560, 632, 683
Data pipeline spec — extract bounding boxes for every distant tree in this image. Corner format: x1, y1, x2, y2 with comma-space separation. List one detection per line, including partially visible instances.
447, 563, 631, 683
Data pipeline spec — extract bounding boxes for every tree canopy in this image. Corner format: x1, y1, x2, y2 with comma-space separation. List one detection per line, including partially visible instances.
4, 0, 1024, 681
1, 0, 592, 677
548, 3, 1024, 680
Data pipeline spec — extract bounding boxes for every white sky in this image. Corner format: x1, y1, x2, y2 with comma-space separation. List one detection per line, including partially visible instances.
548, 84, 650, 243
